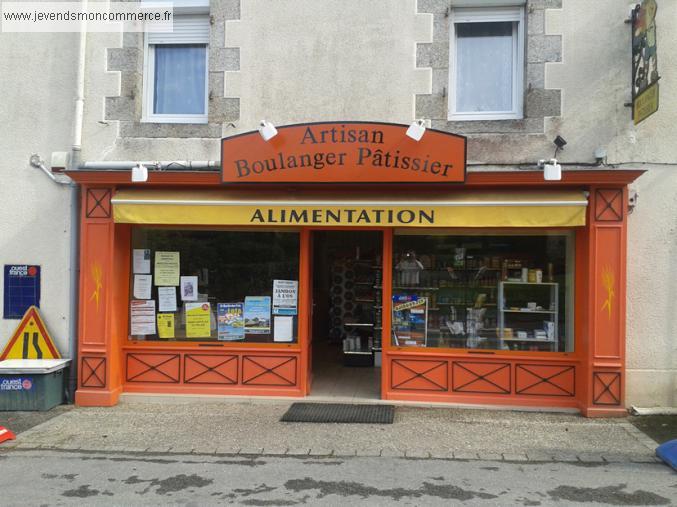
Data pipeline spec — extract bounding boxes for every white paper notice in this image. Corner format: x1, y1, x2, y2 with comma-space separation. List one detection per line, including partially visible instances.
133, 249, 151, 274
158, 287, 177, 312
180, 276, 198, 301
133, 274, 152, 300
130, 299, 156, 335
273, 316, 294, 342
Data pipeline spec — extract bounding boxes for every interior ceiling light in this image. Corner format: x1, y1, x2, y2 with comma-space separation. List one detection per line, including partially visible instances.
258, 120, 278, 141
406, 119, 426, 141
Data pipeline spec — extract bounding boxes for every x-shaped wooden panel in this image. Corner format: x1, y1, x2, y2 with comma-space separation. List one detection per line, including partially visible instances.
126, 354, 180, 383
391, 359, 448, 391
242, 356, 297, 386
184, 354, 237, 384
593, 372, 621, 405
86, 188, 111, 218
516, 364, 575, 397
595, 189, 623, 222
81, 357, 106, 388
453, 362, 511, 394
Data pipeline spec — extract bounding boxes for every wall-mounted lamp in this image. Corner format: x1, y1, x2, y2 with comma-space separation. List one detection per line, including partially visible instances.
258, 120, 278, 141
553, 135, 567, 158
131, 163, 148, 182
406, 119, 426, 141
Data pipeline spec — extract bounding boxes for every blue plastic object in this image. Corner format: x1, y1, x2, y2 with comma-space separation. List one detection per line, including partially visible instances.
656, 439, 677, 470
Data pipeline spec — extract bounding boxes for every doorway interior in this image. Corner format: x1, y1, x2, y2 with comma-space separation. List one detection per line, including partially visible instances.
310, 230, 383, 400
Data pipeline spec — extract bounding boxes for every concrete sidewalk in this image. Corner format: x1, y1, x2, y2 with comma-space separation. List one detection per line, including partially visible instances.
1, 399, 659, 464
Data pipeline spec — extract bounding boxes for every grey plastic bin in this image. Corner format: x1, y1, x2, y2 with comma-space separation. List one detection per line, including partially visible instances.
0, 359, 70, 411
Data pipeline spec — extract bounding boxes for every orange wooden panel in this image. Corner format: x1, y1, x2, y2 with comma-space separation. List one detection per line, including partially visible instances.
593, 226, 622, 359
594, 189, 624, 222
184, 354, 238, 384
515, 364, 575, 397
85, 188, 112, 219
80, 221, 112, 346
126, 353, 180, 383
242, 355, 298, 386
390, 358, 448, 391
592, 371, 622, 406
452, 361, 511, 394
80, 356, 106, 388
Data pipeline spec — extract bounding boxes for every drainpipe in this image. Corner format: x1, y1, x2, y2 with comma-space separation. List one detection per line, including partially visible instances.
64, 2, 87, 403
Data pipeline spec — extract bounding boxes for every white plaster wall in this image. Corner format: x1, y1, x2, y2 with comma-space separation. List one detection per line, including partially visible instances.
546, 0, 677, 407
225, 0, 431, 131
0, 31, 78, 356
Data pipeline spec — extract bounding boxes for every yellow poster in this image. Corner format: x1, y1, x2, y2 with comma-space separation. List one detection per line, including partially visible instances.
156, 313, 175, 339
154, 251, 180, 286
185, 302, 211, 338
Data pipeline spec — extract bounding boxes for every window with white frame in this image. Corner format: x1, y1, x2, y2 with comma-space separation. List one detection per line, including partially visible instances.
448, 6, 525, 121
143, 15, 209, 123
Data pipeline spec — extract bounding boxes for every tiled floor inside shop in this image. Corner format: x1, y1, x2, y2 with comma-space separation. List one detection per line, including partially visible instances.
308, 343, 381, 401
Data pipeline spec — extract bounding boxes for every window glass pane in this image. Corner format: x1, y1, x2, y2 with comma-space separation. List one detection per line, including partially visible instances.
455, 21, 514, 113
392, 233, 574, 353
129, 229, 300, 343
153, 44, 206, 115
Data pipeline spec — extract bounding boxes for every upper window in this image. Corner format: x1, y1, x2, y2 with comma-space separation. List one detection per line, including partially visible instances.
142, 14, 209, 124
449, 6, 525, 121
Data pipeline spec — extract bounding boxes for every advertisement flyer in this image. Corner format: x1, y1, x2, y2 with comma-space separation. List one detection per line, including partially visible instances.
391, 294, 427, 347
133, 249, 151, 274
217, 303, 245, 341
157, 287, 177, 312
133, 274, 152, 300
130, 299, 156, 336
154, 251, 180, 286
273, 316, 294, 342
156, 313, 175, 339
185, 302, 211, 338
244, 296, 271, 334
272, 280, 298, 315
180, 276, 198, 301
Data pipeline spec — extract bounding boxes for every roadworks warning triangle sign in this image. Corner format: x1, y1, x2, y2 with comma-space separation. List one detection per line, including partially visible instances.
0, 306, 61, 360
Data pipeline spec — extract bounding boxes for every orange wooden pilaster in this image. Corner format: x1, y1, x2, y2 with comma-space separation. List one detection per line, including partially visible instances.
380, 228, 393, 400
75, 185, 123, 406
298, 228, 312, 394
581, 186, 628, 417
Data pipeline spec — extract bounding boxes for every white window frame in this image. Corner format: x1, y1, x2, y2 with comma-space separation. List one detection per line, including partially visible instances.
142, 14, 210, 124
448, 6, 525, 121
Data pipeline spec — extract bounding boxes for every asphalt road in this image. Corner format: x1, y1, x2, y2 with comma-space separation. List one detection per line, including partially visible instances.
1, 450, 675, 506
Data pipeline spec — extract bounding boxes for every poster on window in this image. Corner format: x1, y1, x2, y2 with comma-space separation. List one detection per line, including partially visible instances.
244, 296, 271, 334
272, 280, 298, 315
154, 251, 180, 286
391, 294, 427, 347
217, 303, 245, 341
130, 299, 156, 336
185, 302, 211, 338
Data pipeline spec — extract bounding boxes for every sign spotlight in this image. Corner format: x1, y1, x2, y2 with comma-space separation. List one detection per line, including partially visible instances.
131, 163, 148, 182
406, 119, 426, 141
258, 120, 278, 141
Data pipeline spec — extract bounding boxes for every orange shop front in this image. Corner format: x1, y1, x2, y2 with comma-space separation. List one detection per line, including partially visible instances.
68, 122, 642, 417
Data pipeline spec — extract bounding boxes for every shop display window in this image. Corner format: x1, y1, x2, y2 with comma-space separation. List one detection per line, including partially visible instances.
391, 232, 574, 353
128, 229, 300, 343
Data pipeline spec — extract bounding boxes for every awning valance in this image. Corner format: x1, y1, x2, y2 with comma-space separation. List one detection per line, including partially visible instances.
111, 189, 588, 228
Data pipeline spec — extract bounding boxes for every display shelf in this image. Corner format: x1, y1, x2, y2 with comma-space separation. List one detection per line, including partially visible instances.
503, 309, 556, 314
502, 338, 555, 343
344, 322, 374, 327
343, 350, 372, 355
354, 298, 374, 303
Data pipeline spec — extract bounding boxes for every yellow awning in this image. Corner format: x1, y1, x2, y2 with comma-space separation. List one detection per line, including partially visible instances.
111, 189, 587, 228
